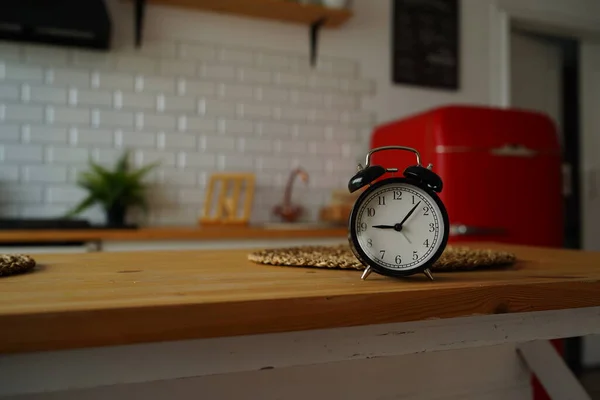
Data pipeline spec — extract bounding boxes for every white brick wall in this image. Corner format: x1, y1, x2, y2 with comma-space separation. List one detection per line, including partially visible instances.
0, 38, 374, 225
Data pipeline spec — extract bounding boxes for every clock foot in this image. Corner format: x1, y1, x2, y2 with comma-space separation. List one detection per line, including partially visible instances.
361, 266, 372, 280
423, 268, 434, 281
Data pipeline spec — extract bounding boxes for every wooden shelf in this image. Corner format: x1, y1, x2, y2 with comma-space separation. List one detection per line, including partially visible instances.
145, 0, 353, 28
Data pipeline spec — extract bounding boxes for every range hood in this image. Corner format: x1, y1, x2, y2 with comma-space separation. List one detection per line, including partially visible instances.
0, 0, 112, 50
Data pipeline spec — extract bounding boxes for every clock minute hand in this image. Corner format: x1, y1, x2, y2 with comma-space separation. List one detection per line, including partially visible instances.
397, 200, 421, 228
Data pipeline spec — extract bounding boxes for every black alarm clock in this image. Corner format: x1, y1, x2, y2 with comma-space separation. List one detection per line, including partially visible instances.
347, 146, 449, 281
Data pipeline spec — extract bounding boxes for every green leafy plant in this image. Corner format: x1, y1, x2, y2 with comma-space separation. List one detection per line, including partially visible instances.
65, 150, 159, 226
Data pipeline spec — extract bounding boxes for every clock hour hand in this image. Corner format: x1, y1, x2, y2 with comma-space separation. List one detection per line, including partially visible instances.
372, 224, 396, 229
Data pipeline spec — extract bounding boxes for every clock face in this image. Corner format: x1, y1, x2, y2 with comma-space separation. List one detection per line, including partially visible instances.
352, 181, 446, 272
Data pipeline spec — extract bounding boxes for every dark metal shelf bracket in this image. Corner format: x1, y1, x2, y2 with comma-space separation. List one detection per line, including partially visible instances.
310, 17, 327, 67
135, 0, 146, 48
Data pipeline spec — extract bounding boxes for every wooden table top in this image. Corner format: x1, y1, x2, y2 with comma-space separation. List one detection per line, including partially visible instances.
1, 242, 600, 354
0, 225, 347, 243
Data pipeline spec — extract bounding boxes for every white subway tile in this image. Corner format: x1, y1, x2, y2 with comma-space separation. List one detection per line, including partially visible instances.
50, 68, 91, 88
341, 110, 375, 126
309, 174, 340, 189
24, 45, 68, 65
219, 83, 254, 100
97, 72, 135, 91
218, 119, 253, 134
76, 89, 112, 107
309, 75, 340, 90
91, 148, 122, 166
21, 204, 71, 218
95, 109, 134, 128
0, 164, 19, 182
311, 140, 342, 155
275, 106, 308, 122
0, 185, 43, 204
116, 130, 156, 148
256, 52, 290, 69
24, 125, 68, 143
290, 90, 324, 106
342, 142, 363, 159
116, 56, 158, 74
237, 137, 272, 153
200, 98, 237, 117
74, 128, 114, 146
135, 150, 176, 167
141, 76, 176, 94
326, 126, 358, 141
238, 68, 272, 84
177, 152, 216, 168
72, 50, 114, 69
256, 121, 290, 138
220, 48, 255, 65
0, 124, 20, 142
158, 132, 197, 150
330, 58, 359, 77
137, 41, 177, 58
256, 156, 290, 171
217, 154, 254, 170
159, 59, 197, 77
0, 83, 19, 100
341, 77, 375, 94
150, 208, 200, 226
3, 104, 44, 123
257, 87, 289, 102
46, 146, 89, 164
179, 189, 205, 205
30, 86, 68, 104
179, 43, 217, 61
0, 144, 43, 162
238, 103, 271, 119
295, 156, 324, 172
184, 79, 217, 96
157, 168, 197, 186
276, 72, 307, 87
50, 106, 91, 125
309, 109, 341, 123
200, 134, 236, 151
4, 63, 43, 82
141, 113, 177, 130
182, 115, 217, 132
201, 63, 236, 80
121, 92, 156, 110
46, 186, 87, 203
288, 56, 313, 73
274, 139, 307, 154
294, 124, 326, 140
163, 95, 196, 112
23, 165, 67, 183
0, 43, 21, 61
326, 93, 360, 109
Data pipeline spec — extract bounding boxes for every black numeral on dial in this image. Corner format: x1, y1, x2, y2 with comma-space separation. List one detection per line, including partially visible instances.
423, 206, 429, 215
424, 239, 429, 247
367, 239, 373, 247
380, 250, 386, 259
395, 255, 402, 264
393, 191, 402, 200
359, 222, 367, 232
367, 207, 375, 217
413, 251, 418, 260
429, 222, 435, 232
378, 196, 386, 205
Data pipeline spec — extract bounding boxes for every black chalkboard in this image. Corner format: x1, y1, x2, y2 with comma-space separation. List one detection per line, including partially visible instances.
391, 0, 460, 90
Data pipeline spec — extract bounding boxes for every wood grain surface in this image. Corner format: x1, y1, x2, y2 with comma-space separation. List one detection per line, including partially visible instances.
0, 226, 347, 243
142, 0, 353, 28
1, 243, 600, 354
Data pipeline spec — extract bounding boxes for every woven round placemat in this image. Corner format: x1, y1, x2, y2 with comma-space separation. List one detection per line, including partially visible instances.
248, 244, 516, 272
0, 254, 36, 277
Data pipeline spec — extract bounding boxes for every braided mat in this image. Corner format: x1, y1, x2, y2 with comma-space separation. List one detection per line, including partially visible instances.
0, 254, 36, 277
248, 244, 516, 272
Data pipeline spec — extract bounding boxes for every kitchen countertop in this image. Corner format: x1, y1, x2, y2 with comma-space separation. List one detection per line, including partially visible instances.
2, 242, 600, 354
0, 225, 347, 243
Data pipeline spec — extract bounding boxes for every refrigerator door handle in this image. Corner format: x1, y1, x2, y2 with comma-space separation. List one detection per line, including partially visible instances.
450, 224, 506, 236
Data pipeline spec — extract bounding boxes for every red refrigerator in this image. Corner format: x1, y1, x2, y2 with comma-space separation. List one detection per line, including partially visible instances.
370, 105, 564, 400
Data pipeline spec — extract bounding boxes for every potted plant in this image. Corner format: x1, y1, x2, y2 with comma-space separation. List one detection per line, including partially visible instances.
65, 150, 158, 228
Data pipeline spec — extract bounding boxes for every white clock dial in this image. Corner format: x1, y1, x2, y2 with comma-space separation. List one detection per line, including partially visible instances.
354, 182, 445, 271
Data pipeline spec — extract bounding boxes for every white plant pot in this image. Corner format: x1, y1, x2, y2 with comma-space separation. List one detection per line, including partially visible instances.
322, 0, 348, 9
